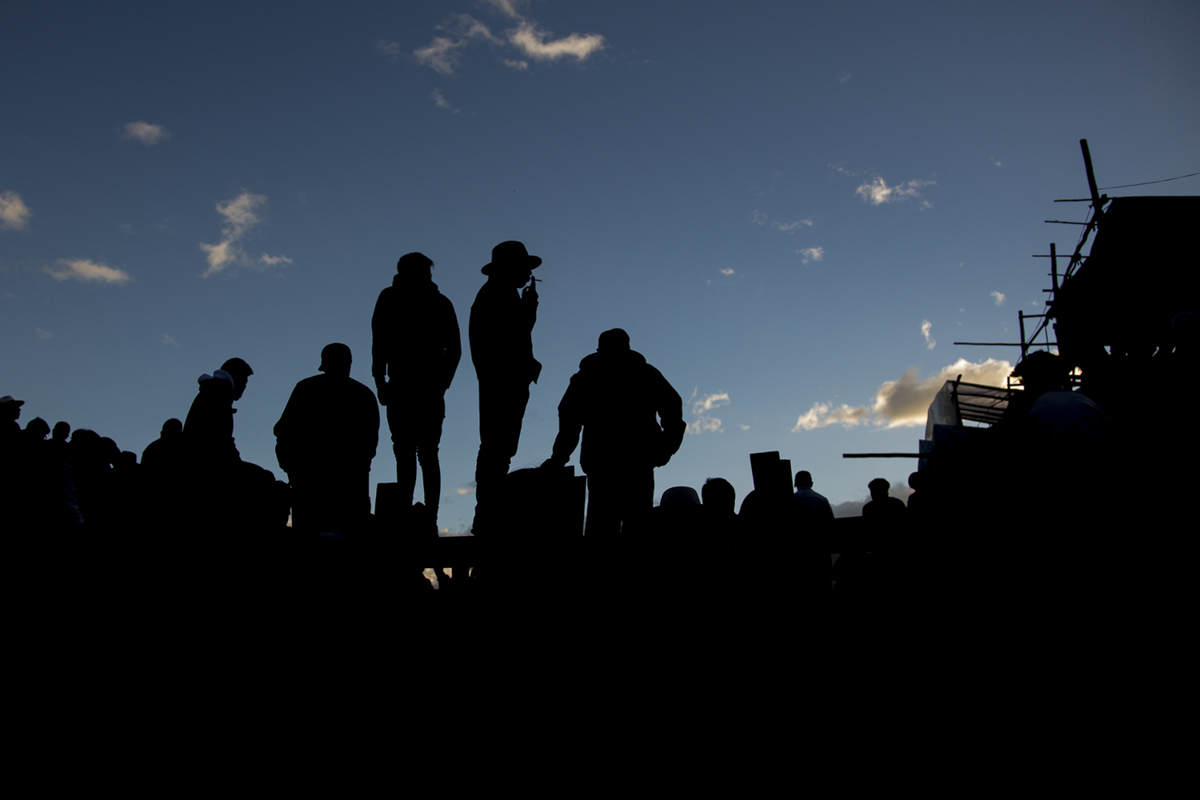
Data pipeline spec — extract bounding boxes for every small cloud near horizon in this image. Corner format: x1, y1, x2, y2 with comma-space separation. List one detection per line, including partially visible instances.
689, 390, 730, 434
921, 319, 936, 349
991, 290, 1006, 306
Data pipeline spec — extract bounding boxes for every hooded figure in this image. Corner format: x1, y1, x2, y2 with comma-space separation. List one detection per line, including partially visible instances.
372, 252, 461, 526
544, 329, 686, 537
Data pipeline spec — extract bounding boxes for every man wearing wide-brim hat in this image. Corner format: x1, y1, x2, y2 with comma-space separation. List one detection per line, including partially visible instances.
469, 240, 543, 533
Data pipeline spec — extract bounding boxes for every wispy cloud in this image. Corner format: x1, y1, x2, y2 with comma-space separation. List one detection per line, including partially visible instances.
793, 357, 1012, 432
836, 71, 851, 83
751, 210, 768, 226
689, 390, 730, 434
509, 21, 605, 62
432, 88, 461, 113
122, 121, 171, 145
199, 191, 290, 278
377, 40, 401, 60
456, 482, 476, 495
991, 156, 1002, 168
991, 290, 1006, 306
414, 36, 468, 75
792, 402, 871, 431
36, 327, 53, 339
42, 258, 132, 285
798, 246, 824, 264
0, 190, 32, 231
719, 267, 735, 276
773, 218, 813, 232
162, 334, 178, 347
414, 4, 604, 75
854, 176, 935, 206
921, 319, 936, 349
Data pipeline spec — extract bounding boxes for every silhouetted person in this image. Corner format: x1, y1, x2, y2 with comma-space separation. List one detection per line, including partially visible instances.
184, 358, 254, 465
183, 357, 285, 533
372, 252, 461, 529
543, 329, 685, 537
793, 470, 834, 525
862, 478, 906, 524
1, 395, 23, 443
470, 241, 543, 534
275, 343, 379, 533
141, 418, 184, 471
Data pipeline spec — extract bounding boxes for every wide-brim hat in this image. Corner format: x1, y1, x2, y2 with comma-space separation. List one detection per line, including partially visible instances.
0, 396, 24, 407
482, 240, 541, 276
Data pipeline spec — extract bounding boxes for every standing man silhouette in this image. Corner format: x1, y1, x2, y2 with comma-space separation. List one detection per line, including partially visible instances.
275, 343, 379, 534
470, 241, 542, 534
372, 252, 461, 530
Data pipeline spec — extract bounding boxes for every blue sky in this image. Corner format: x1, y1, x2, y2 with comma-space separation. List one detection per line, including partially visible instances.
3, 0, 1197, 532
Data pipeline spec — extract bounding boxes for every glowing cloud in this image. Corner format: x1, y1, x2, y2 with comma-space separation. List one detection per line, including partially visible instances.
0, 190, 32, 231
689, 391, 730, 434
719, 268, 736, 276
793, 358, 1012, 432
508, 21, 605, 61
122, 121, 171, 145
199, 191, 289, 278
855, 176, 935, 206
921, 320, 936, 350
42, 258, 132, 284
798, 247, 824, 264
773, 219, 814, 232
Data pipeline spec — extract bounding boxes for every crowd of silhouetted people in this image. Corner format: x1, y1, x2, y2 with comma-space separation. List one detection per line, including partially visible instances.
3, 245, 1186, 681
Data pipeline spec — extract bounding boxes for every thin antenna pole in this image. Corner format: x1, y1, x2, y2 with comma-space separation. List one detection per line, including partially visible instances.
1081, 139, 1103, 210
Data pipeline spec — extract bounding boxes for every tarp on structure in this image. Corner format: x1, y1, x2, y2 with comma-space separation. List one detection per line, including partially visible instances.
925, 380, 1013, 440
1053, 196, 1200, 355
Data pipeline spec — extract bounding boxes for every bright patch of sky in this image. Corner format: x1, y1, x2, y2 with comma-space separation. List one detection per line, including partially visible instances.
2, 1, 1198, 532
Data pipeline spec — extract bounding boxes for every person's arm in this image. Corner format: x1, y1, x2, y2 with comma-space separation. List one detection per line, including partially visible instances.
442, 298, 462, 392
544, 376, 583, 468
371, 290, 389, 404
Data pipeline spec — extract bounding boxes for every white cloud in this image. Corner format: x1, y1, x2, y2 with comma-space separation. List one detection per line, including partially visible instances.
122, 121, 171, 145
42, 258, 132, 285
991, 156, 1002, 168
414, 36, 467, 75
738, 424, 750, 431
792, 402, 870, 432
0, 190, 32, 231
719, 267, 735, 276
773, 219, 813, 232
162, 334, 178, 347
508, 21, 605, 62
36, 328, 53, 339
199, 191, 288, 278
503, 59, 529, 70
837, 71, 852, 84
689, 391, 730, 434
855, 176, 935, 206
991, 290, 1006, 306
751, 209, 768, 226
921, 319, 936, 350
793, 357, 1012, 432
872, 358, 1012, 428
798, 246, 824, 264
432, 88, 461, 113
377, 40, 400, 60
